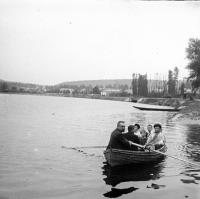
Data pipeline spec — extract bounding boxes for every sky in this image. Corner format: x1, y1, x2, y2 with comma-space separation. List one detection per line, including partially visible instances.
0, 0, 200, 85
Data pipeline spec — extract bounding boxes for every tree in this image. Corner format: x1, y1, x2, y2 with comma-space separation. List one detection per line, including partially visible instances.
0, 82, 8, 92
180, 82, 185, 97
131, 73, 138, 96
186, 38, 200, 92
11, 86, 17, 92
138, 74, 148, 96
168, 70, 175, 96
92, 86, 100, 94
173, 67, 179, 95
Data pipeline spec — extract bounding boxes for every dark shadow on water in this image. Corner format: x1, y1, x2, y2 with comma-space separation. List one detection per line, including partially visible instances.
103, 187, 138, 198
180, 179, 199, 184
102, 159, 165, 187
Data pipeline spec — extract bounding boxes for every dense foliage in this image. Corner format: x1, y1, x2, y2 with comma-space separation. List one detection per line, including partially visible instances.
186, 38, 200, 91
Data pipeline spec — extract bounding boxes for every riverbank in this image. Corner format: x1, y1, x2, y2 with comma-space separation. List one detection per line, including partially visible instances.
172, 100, 200, 122
136, 97, 200, 122
137, 97, 184, 107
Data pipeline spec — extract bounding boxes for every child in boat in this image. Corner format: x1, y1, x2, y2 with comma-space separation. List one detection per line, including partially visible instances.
147, 124, 153, 137
139, 127, 148, 146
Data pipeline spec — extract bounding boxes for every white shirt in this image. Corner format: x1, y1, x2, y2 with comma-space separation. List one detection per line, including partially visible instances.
146, 131, 166, 146
135, 130, 142, 138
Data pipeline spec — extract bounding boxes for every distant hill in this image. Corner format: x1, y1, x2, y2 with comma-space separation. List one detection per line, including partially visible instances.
0, 79, 43, 88
0, 78, 132, 88
58, 79, 132, 87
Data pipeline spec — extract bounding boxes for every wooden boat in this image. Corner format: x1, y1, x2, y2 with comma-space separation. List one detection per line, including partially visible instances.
132, 103, 180, 112
104, 145, 167, 167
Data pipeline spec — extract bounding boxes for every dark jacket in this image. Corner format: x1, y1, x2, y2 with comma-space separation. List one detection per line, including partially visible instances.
139, 137, 147, 145
107, 128, 131, 150
123, 132, 140, 151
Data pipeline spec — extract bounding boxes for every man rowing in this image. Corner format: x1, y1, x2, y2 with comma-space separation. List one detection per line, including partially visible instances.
106, 121, 135, 150
144, 123, 166, 150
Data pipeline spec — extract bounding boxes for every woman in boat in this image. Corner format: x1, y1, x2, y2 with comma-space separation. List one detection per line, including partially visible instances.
144, 123, 166, 150
133, 123, 141, 137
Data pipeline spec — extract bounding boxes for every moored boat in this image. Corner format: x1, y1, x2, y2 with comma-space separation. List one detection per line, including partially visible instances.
132, 103, 180, 111
104, 145, 167, 167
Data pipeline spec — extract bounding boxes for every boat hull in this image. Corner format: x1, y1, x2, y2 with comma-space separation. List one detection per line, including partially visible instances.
104, 146, 167, 167
133, 106, 179, 111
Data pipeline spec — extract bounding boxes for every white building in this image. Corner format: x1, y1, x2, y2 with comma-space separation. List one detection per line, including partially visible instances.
100, 89, 121, 96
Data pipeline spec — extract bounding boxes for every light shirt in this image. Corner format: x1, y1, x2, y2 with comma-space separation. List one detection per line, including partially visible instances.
135, 130, 142, 138
146, 131, 165, 146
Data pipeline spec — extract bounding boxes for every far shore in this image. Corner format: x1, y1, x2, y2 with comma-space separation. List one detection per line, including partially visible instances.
1, 92, 200, 122
0, 91, 132, 102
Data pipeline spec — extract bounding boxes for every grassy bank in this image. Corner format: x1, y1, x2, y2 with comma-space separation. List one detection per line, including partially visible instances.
172, 100, 200, 122
137, 98, 184, 107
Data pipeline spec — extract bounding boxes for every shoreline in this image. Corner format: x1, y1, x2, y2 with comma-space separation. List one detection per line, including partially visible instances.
171, 100, 200, 123
1, 92, 200, 122
0, 92, 131, 102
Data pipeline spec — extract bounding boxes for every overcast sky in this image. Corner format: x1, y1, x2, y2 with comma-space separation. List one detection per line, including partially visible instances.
0, 0, 200, 85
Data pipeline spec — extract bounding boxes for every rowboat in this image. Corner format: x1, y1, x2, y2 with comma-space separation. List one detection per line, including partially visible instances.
132, 103, 180, 112
104, 145, 167, 167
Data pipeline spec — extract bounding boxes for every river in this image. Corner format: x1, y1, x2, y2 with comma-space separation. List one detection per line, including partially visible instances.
0, 94, 199, 199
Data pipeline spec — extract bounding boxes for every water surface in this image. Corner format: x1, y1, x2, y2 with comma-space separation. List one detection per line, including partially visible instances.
0, 94, 199, 199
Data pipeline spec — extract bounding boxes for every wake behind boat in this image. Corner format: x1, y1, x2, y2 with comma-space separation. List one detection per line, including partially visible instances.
132, 103, 181, 111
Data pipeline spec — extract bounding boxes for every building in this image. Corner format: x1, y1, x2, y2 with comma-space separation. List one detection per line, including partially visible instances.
100, 88, 121, 96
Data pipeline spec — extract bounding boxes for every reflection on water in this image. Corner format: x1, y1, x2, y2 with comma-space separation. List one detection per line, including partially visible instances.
102, 161, 166, 198
103, 187, 138, 198
102, 160, 165, 187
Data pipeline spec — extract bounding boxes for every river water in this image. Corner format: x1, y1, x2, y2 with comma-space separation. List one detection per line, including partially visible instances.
0, 94, 199, 199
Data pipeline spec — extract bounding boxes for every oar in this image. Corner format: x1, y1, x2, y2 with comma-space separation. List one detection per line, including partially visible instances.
131, 142, 200, 167
61, 145, 106, 149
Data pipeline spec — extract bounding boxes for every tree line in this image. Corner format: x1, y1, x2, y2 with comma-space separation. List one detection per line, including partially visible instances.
131, 67, 185, 98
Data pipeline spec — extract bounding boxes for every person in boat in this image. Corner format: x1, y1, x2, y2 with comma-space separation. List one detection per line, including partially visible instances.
123, 125, 140, 151
139, 127, 148, 146
147, 124, 153, 136
144, 123, 166, 150
133, 123, 141, 138
106, 121, 134, 150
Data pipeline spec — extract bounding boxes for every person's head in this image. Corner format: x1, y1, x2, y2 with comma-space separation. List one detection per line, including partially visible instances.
117, 121, 125, 132
140, 127, 147, 138
128, 125, 134, 133
147, 124, 153, 132
134, 123, 140, 132
154, 123, 162, 133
